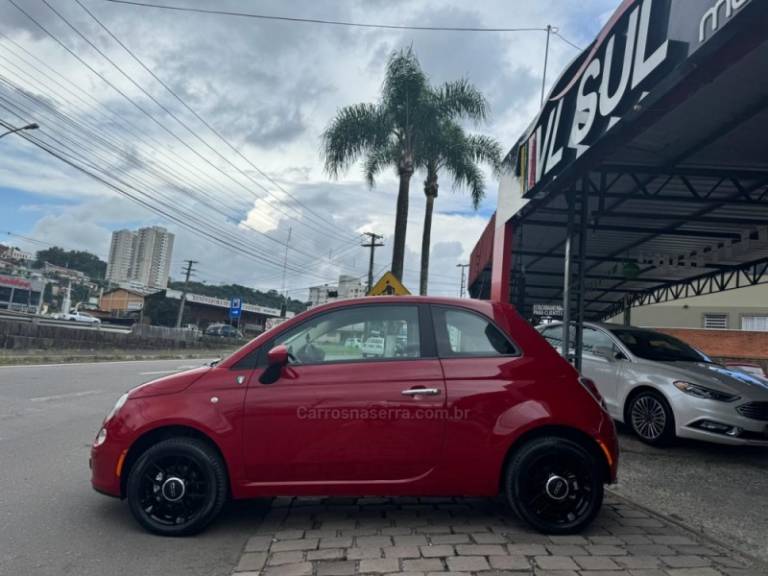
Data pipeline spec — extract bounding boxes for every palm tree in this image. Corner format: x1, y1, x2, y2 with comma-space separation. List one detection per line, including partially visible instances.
322, 47, 432, 282
417, 121, 501, 295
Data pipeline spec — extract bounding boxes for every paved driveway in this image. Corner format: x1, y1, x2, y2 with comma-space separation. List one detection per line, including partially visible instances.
231, 494, 763, 576
612, 427, 768, 563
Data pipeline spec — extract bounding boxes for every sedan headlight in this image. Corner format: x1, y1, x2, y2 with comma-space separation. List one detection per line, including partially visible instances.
106, 392, 129, 421
673, 381, 739, 402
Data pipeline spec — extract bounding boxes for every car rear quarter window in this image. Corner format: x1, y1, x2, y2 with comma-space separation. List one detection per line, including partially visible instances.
432, 306, 518, 357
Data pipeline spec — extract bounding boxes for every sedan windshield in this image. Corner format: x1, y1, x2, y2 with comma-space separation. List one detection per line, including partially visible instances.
610, 329, 710, 363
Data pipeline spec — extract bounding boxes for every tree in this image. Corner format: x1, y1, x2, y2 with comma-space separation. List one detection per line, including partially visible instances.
322, 47, 434, 281
35, 246, 107, 280
418, 117, 502, 295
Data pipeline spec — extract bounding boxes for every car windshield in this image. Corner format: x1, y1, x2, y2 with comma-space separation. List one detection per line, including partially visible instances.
609, 329, 710, 363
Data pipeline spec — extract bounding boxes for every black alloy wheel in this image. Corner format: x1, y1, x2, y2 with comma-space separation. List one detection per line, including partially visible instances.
126, 437, 227, 536
628, 390, 675, 446
506, 437, 603, 534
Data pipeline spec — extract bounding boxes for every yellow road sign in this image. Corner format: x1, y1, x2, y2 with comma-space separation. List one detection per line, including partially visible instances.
368, 271, 411, 296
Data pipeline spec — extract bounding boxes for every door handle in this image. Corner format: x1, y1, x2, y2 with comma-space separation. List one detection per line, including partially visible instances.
236, 375, 246, 385
401, 387, 441, 396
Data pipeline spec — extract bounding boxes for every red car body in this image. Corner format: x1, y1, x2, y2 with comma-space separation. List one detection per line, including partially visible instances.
91, 297, 617, 530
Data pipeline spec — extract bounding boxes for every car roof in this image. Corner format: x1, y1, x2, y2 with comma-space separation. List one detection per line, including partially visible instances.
307, 295, 495, 315
541, 321, 659, 333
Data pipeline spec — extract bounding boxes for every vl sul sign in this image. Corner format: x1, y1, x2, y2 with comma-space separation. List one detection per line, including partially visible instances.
515, 0, 751, 197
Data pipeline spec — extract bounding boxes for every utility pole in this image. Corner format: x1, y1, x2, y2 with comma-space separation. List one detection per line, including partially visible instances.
540, 25, 556, 106
362, 232, 384, 293
280, 227, 292, 317
456, 263, 469, 298
175, 259, 198, 328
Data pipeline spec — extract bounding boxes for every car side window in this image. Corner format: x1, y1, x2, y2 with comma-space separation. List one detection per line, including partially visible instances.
433, 307, 517, 357
540, 325, 563, 348
583, 328, 617, 354
272, 305, 421, 365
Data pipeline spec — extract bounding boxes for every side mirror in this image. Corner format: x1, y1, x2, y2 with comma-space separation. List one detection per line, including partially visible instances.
267, 344, 289, 367
260, 345, 290, 384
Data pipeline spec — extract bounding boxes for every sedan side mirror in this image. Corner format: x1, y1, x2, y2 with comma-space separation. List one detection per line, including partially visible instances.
260, 345, 290, 384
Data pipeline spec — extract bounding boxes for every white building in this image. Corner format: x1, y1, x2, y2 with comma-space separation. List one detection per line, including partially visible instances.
106, 229, 135, 284
308, 274, 365, 308
106, 226, 175, 289
0, 245, 34, 262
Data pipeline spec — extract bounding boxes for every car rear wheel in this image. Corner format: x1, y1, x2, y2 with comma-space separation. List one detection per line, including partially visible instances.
627, 390, 675, 446
126, 437, 227, 536
505, 437, 603, 534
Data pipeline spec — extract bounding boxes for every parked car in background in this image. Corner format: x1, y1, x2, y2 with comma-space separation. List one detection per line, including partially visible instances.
361, 336, 385, 357
344, 337, 362, 349
204, 323, 243, 338
58, 310, 101, 325
91, 297, 617, 536
724, 362, 768, 379
538, 322, 768, 447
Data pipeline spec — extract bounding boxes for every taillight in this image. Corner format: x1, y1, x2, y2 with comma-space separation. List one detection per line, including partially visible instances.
579, 377, 607, 410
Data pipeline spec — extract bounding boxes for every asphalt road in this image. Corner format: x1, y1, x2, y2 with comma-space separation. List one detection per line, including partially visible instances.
0, 359, 268, 576
2, 360, 767, 574
611, 425, 768, 563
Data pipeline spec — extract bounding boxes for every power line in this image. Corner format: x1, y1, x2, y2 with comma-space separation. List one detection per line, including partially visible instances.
74, 0, 360, 244
0, 29, 364, 277
33, 0, 357, 247
103, 0, 555, 34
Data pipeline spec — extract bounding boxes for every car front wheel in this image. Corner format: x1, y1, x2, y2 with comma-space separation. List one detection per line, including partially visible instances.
627, 390, 675, 446
505, 437, 604, 534
126, 437, 228, 536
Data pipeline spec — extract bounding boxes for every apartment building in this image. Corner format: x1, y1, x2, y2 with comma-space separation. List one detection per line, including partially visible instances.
106, 226, 175, 289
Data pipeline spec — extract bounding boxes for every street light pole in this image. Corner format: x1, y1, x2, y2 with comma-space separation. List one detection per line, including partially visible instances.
0, 122, 39, 139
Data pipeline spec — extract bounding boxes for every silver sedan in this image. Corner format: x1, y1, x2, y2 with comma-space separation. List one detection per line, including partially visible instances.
537, 322, 768, 446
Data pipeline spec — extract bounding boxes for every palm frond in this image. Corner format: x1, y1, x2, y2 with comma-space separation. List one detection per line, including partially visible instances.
434, 78, 489, 122
363, 144, 398, 188
466, 135, 503, 177
322, 103, 389, 178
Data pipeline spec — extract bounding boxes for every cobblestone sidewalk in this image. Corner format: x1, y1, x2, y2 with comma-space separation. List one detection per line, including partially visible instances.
232, 494, 763, 576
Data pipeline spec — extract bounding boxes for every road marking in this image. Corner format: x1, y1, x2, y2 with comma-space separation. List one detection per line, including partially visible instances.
30, 390, 102, 402
139, 364, 199, 376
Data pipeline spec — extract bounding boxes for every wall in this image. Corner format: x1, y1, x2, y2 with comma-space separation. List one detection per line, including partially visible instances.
0, 319, 230, 351
610, 283, 768, 329
657, 327, 768, 361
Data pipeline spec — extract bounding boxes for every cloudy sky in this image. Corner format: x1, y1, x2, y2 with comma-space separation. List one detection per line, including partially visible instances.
0, 0, 618, 299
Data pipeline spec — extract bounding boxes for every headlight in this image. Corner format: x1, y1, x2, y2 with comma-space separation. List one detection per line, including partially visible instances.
673, 381, 739, 402
94, 427, 107, 447
106, 392, 129, 421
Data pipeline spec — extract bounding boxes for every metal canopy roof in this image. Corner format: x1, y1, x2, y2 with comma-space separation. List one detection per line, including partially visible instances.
507, 0, 768, 322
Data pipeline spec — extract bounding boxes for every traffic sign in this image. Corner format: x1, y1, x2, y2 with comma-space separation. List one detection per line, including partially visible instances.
229, 296, 242, 319
368, 271, 410, 296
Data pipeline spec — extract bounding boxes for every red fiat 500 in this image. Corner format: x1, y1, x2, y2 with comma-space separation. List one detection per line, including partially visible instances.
91, 297, 618, 536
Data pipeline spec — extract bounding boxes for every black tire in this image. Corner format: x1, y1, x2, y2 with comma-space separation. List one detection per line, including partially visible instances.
505, 437, 604, 534
126, 437, 228, 536
627, 389, 675, 446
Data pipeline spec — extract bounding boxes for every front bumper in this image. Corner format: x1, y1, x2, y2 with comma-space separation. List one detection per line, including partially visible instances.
90, 427, 128, 497
671, 392, 768, 446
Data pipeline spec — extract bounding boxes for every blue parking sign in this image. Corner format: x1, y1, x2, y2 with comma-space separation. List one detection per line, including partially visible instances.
229, 297, 242, 319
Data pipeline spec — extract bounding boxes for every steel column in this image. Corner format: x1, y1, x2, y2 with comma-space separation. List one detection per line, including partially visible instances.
561, 192, 574, 363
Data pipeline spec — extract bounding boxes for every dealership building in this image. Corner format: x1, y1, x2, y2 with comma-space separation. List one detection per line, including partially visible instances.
469, 0, 768, 365
0, 273, 45, 314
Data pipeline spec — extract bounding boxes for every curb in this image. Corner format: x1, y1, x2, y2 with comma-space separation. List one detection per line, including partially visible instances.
607, 487, 768, 571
